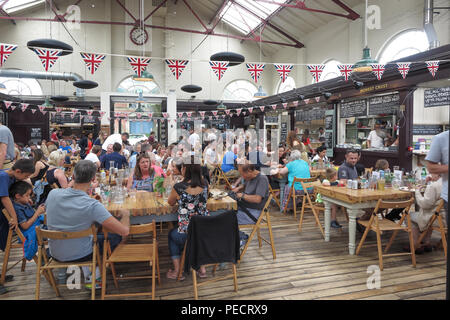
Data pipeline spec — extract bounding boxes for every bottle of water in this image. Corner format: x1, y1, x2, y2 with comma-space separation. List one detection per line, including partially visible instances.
380, 170, 385, 179
421, 167, 427, 185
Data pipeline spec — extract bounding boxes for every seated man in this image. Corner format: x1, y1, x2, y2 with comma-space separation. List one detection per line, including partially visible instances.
337, 149, 359, 182
45, 160, 130, 286
221, 144, 240, 180
100, 142, 128, 170
232, 163, 269, 225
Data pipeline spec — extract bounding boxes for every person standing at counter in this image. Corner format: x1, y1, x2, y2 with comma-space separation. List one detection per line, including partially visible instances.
367, 121, 386, 149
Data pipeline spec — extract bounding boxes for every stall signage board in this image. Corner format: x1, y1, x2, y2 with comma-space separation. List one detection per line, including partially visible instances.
339, 99, 367, 118
368, 93, 400, 115
424, 87, 450, 108
51, 112, 80, 124
325, 108, 335, 158
413, 124, 444, 135
265, 115, 278, 123
280, 122, 288, 143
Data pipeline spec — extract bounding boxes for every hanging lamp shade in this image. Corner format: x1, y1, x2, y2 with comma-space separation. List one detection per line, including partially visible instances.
42, 97, 53, 107
73, 80, 98, 89
254, 85, 268, 99
0, 83, 6, 91
210, 52, 245, 66
217, 102, 226, 110
27, 39, 73, 56
181, 84, 202, 93
135, 91, 148, 103
132, 70, 154, 82
204, 100, 218, 105
353, 47, 378, 73
51, 95, 69, 102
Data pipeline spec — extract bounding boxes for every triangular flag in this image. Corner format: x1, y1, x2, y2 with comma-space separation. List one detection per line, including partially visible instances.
304, 99, 310, 104
86, 110, 93, 116
271, 104, 277, 110
4, 101, 13, 109
38, 105, 46, 113
32, 48, 62, 71
282, 103, 288, 109
212, 111, 218, 116
162, 112, 169, 118
70, 113, 75, 119
248, 107, 253, 113
21, 103, 29, 112
11, 105, 16, 111
259, 106, 265, 112
186, 112, 192, 118
371, 64, 385, 80
177, 112, 184, 118
426, 61, 439, 77
41, 110, 47, 115
127, 56, 151, 77
99, 111, 106, 118
225, 110, 231, 116
274, 64, 293, 83
396, 62, 411, 79
292, 101, 299, 107
246, 63, 265, 83
165, 59, 189, 80
80, 52, 106, 75
199, 111, 205, 117
31, 109, 37, 114
55, 107, 63, 113
0, 43, 18, 67
209, 61, 229, 81
315, 97, 321, 103
236, 108, 242, 116
148, 112, 153, 118
72, 108, 78, 115
136, 113, 142, 119
307, 64, 325, 83
338, 64, 353, 81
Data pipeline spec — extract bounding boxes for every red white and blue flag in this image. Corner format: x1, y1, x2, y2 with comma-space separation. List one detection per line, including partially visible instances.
21, 103, 29, 112
4, 101, 13, 109
246, 63, 265, 83
426, 61, 439, 77
165, 59, 189, 80
248, 107, 253, 113
307, 64, 325, 83
259, 106, 265, 112
338, 64, 353, 81
0, 43, 17, 67
127, 57, 151, 77
371, 64, 385, 80
33, 48, 62, 71
274, 64, 293, 83
80, 52, 106, 75
210, 61, 229, 81
396, 62, 411, 79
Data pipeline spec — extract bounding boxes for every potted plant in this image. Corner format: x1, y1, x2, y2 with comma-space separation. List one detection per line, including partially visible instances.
154, 176, 166, 197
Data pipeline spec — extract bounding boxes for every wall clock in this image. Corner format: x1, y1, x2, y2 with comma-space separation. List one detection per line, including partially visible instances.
130, 27, 149, 46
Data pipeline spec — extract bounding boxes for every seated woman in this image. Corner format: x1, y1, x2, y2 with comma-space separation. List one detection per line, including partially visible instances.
166, 161, 209, 280
37, 150, 70, 206
311, 145, 329, 164
126, 153, 155, 192
29, 149, 49, 185
272, 150, 312, 212
406, 174, 444, 254
374, 159, 389, 171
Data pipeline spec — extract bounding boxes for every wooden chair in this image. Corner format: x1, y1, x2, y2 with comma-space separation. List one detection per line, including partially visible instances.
418, 199, 447, 258
283, 177, 317, 219
101, 221, 160, 300
239, 194, 276, 264
365, 167, 373, 176
35, 225, 101, 300
355, 198, 416, 271
298, 180, 325, 238
215, 166, 233, 190
1, 209, 39, 285
268, 184, 281, 210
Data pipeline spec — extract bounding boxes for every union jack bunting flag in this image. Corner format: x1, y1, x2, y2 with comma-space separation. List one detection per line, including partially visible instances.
396, 62, 411, 79
199, 111, 206, 117
148, 112, 153, 118
165, 59, 189, 80
271, 104, 277, 110
0, 43, 17, 67
225, 110, 231, 116
371, 64, 385, 80
259, 106, 265, 112
307, 64, 325, 83
274, 64, 293, 83
338, 64, 353, 81
4, 101, 13, 109
99, 111, 106, 118
10, 105, 16, 111
292, 101, 299, 107
38, 105, 46, 113
426, 61, 439, 77
186, 112, 192, 118
177, 112, 184, 118
304, 99, 310, 104
236, 108, 242, 116
33, 48, 62, 71
21, 103, 29, 112
31, 109, 37, 114
246, 63, 265, 83
209, 61, 229, 81
55, 107, 63, 113
247, 107, 253, 113
86, 110, 93, 116
80, 52, 106, 75
127, 57, 151, 77
315, 97, 321, 103
162, 112, 169, 118
282, 103, 288, 109
136, 113, 142, 119
212, 111, 218, 116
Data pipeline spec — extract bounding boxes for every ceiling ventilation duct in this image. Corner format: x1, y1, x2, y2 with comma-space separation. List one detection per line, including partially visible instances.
424, 0, 440, 49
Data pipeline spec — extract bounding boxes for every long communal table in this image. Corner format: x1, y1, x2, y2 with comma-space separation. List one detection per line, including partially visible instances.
316, 186, 414, 255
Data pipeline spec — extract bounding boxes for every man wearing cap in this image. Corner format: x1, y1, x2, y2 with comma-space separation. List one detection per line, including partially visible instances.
367, 121, 387, 149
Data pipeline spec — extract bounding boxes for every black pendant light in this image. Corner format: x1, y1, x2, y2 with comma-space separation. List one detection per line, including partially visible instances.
51, 95, 69, 102
27, 39, 73, 56
210, 52, 245, 66
181, 84, 202, 93
73, 80, 98, 89
204, 100, 218, 106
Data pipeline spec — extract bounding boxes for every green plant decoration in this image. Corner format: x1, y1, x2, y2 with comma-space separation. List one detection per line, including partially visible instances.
154, 176, 166, 195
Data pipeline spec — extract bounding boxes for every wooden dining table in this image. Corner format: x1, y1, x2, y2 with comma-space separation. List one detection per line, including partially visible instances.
105, 189, 237, 224
316, 186, 414, 255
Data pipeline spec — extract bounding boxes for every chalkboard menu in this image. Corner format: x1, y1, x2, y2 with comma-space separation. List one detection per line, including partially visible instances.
265, 115, 278, 123
424, 87, 450, 108
325, 115, 333, 130
324, 131, 333, 149
295, 108, 326, 121
51, 112, 80, 124
82, 116, 96, 124
160, 119, 168, 145
340, 99, 367, 118
413, 124, 443, 135
280, 122, 288, 143
325, 109, 336, 158
368, 93, 400, 115
30, 127, 42, 139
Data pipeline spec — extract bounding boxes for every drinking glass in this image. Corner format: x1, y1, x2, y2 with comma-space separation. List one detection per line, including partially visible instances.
392, 179, 400, 190
109, 161, 115, 171
129, 189, 137, 199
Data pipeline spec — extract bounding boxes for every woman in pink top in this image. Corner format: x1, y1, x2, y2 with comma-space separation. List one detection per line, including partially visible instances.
148, 151, 166, 177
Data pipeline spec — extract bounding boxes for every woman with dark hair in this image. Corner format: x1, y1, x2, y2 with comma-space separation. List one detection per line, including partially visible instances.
29, 149, 49, 185
311, 145, 329, 163
126, 153, 155, 192
166, 160, 210, 280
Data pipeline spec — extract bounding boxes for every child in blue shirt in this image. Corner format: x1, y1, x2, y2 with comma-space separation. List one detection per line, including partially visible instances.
9, 181, 45, 231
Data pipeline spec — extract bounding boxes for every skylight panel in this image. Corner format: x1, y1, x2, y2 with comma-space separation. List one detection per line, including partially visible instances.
2, 0, 45, 14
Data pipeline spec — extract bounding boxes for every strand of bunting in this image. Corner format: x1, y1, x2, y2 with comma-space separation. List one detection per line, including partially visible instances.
0, 42, 444, 83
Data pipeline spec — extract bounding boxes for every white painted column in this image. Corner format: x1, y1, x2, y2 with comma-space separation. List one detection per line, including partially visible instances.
347, 208, 361, 255
167, 89, 177, 145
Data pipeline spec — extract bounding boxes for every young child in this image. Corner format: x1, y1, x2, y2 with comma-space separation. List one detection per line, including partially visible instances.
322, 168, 342, 228
9, 181, 46, 261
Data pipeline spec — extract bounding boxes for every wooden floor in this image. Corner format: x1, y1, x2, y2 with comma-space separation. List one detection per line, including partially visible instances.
0, 206, 447, 300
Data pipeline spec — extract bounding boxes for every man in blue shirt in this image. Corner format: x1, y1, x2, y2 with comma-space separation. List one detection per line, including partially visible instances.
58, 140, 72, 154
221, 144, 240, 179
101, 142, 128, 170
